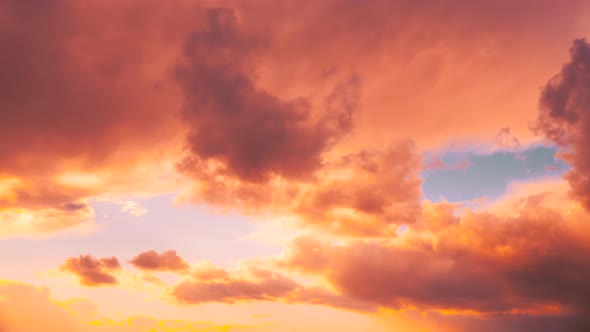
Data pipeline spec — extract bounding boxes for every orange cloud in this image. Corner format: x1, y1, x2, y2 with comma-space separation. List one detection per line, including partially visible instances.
0, 281, 88, 332
172, 264, 301, 305
0, 203, 95, 238
292, 141, 422, 236
181, 141, 422, 237
279, 188, 590, 329
60, 255, 121, 287
130, 250, 189, 272
0, 281, 254, 332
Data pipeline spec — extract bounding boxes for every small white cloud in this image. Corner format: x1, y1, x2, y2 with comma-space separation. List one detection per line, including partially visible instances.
94, 196, 150, 218
120, 201, 149, 217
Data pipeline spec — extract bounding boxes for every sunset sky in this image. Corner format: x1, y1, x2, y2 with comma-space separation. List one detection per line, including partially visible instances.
2, 1, 590, 331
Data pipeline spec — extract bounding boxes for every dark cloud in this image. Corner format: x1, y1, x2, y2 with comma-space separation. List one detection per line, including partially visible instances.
176, 8, 360, 183
60, 255, 120, 286
0, 0, 183, 221
60, 202, 88, 211
0, 0, 178, 175
431, 311, 588, 332
535, 38, 590, 210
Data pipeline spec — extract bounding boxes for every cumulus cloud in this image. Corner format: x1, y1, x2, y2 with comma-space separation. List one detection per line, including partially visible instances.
130, 250, 189, 272
280, 185, 590, 330
60, 255, 121, 286
154, 181, 590, 332
181, 141, 422, 237
292, 141, 422, 236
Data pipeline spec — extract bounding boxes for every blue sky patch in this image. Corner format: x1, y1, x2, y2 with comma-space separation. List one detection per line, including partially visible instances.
421, 145, 569, 202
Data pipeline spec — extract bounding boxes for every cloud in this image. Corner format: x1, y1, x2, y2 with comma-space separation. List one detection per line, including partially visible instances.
496, 127, 521, 149
48, 183, 590, 332
241, 0, 590, 149
0, 0, 187, 236
120, 201, 149, 217
130, 250, 189, 272
0, 0, 181, 175
0, 281, 254, 332
181, 141, 423, 237
0, 203, 95, 238
175, 7, 360, 183
0, 281, 88, 332
172, 263, 301, 304
94, 198, 149, 217
4, 2, 590, 331
534, 38, 590, 210
291, 141, 423, 236
60, 255, 121, 286
0, 1, 176, 239
279, 184, 590, 330
1, 0, 588, 237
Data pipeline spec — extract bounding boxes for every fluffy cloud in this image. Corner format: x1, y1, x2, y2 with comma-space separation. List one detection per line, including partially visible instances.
130, 250, 189, 272
181, 141, 422, 237
292, 141, 422, 236
60, 255, 121, 286
280, 184, 590, 330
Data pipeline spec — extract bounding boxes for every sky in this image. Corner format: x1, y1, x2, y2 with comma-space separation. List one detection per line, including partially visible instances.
1, 0, 590, 331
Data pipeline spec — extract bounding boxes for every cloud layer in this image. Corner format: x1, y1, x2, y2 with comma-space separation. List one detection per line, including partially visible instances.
3, 1, 590, 331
